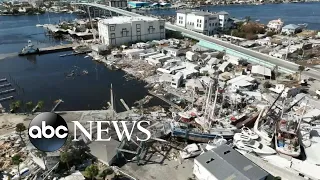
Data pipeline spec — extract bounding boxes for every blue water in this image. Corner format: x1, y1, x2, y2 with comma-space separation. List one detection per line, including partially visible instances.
150, 2, 320, 30
0, 13, 163, 111
0, 12, 76, 54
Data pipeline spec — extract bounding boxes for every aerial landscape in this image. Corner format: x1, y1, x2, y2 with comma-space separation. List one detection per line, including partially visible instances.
1, 0, 320, 179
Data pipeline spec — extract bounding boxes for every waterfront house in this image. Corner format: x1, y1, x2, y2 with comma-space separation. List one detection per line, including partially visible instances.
267, 19, 284, 32
176, 10, 231, 35
98, 16, 165, 46
281, 24, 302, 35
193, 145, 271, 180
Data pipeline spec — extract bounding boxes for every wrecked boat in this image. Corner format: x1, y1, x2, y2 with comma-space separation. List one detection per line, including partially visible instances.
170, 121, 235, 142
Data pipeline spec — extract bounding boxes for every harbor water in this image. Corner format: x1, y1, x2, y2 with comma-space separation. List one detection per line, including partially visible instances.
0, 13, 163, 112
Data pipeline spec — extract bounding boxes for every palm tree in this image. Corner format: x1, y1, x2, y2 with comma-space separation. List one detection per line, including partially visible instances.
60, 151, 71, 170
298, 65, 305, 81
37, 101, 44, 111
12, 154, 22, 180
15, 123, 26, 146
84, 164, 99, 180
26, 101, 33, 114
15, 100, 21, 109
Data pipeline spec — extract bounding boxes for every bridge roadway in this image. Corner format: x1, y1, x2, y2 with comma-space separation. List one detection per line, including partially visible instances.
74, 3, 320, 80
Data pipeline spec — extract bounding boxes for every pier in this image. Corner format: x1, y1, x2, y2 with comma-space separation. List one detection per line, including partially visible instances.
0, 89, 15, 95
0, 78, 7, 83
0, 83, 11, 88
0, 96, 13, 102
38, 44, 75, 55
32, 104, 39, 113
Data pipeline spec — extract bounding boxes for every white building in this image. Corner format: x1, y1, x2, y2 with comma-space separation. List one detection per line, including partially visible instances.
267, 19, 284, 32
98, 16, 165, 46
108, 0, 127, 8
176, 10, 232, 35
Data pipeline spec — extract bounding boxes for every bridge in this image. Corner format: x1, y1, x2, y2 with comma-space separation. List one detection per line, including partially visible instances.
73, 3, 320, 79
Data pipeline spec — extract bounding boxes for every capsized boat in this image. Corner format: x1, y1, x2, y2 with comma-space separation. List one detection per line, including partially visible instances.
170, 121, 235, 142
233, 133, 276, 155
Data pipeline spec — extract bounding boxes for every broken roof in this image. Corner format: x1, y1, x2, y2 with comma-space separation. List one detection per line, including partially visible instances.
195, 145, 270, 180
251, 65, 272, 77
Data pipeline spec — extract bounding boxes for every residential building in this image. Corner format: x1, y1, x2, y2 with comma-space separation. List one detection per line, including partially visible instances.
162, 47, 183, 57
194, 145, 271, 180
108, 0, 127, 8
267, 18, 284, 32
128, 1, 149, 8
98, 16, 165, 46
176, 10, 232, 35
171, 72, 183, 88
281, 24, 303, 35
250, 65, 272, 78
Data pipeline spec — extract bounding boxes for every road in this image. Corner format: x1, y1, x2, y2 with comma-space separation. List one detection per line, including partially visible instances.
165, 23, 320, 79
74, 3, 320, 80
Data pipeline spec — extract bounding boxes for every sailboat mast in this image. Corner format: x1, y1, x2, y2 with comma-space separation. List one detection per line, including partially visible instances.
87, 6, 96, 42
110, 84, 114, 119
210, 86, 219, 121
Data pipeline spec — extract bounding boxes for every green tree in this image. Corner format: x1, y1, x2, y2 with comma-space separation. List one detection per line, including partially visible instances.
37, 101, 44, 111
35, 151, 47, 170
60, 151, 71, 170
298, 65, 305, 81
15, 123, 26, 146
12, 154, 22, 180
26, 101, 33, 113
10, 102, 17, 111
15, 100, 21, 109
99, 168, 114, 179
84, 164, 99, 180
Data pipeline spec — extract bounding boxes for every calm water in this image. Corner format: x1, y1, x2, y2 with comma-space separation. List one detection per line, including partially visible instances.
150, 2, 320, 30
0, 13, 162, 111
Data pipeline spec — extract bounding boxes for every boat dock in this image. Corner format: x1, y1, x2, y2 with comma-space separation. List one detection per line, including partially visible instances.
38, 44, 76, 55
0, 88, 15, 95
0, 83, 11, 88
0, 78, 7, 83
0, 96, 13, 102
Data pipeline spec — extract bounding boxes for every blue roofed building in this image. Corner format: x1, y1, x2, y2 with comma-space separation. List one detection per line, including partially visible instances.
128, 1, 150, 8
281, 24, 302, 35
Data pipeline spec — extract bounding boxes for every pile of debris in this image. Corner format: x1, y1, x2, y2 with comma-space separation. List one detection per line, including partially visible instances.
0, 134, 26, 170
116, 58, 157, 80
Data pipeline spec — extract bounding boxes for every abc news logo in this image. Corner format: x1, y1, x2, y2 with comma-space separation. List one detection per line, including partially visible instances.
28, 112, 69, 152
29, 112, 151, 152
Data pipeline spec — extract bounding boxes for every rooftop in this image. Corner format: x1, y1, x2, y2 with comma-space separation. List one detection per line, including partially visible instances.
99, 16, 158, 25
282, 24, 300, 30
195, 145, 270, 180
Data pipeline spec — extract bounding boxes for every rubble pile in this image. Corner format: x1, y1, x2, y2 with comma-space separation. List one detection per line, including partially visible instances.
116, 58, 157, 80
0, 134, 26, 170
